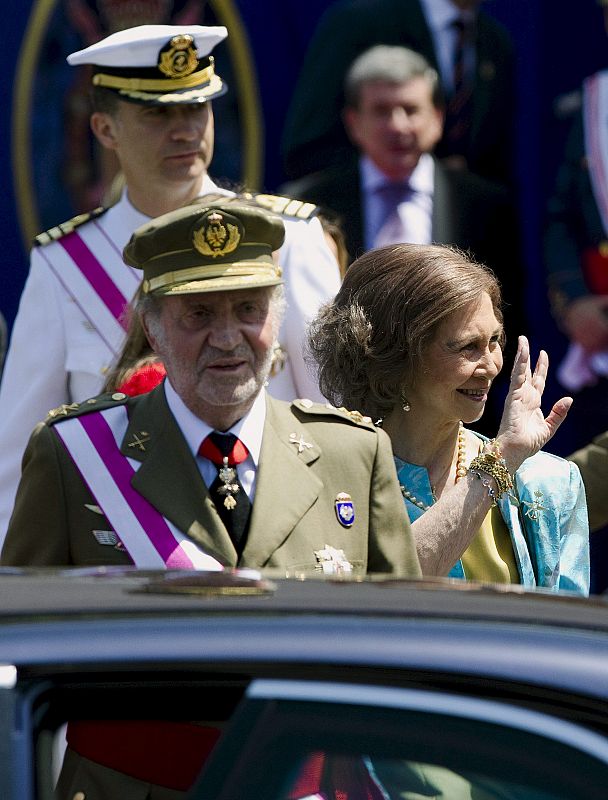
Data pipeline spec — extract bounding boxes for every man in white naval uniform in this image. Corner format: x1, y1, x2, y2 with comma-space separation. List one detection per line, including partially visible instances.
0, 25, 341, 543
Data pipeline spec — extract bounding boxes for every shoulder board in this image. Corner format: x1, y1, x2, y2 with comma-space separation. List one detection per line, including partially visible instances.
45, 391, 129, 426
33, 206, 108, 247
292, 399, 376, 429
240, 192, 319, 220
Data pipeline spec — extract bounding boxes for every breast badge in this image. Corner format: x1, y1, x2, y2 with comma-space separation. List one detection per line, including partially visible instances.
335, 492, 355, 528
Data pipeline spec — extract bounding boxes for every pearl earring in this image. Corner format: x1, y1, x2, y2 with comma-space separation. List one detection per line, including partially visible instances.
401, 392, 411, 412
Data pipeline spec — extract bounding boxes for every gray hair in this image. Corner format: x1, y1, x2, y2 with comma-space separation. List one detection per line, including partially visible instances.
344, 45, 443, 109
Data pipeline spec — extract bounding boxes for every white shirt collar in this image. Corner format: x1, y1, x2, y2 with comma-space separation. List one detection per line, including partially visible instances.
199, 173, 234, 198
361, 153, 434, 196
163, 379, 266, 467
109, 190, 150, 248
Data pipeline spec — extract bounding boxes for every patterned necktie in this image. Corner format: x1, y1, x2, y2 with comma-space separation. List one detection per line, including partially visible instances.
199, 432, 251, 555
373, 181, 413, 247
443, 16, 474, 157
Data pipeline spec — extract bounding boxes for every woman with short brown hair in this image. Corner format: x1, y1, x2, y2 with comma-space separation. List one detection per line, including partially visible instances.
310, 243, 589, 592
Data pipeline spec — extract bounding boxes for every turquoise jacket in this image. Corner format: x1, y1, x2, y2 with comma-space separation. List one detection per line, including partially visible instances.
395, 442, 590, 595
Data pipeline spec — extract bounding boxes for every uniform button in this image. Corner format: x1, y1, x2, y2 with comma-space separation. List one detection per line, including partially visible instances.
112, 392, 127, 401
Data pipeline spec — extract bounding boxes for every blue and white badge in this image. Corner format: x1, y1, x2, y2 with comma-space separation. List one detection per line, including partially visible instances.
335, 492, 355, 527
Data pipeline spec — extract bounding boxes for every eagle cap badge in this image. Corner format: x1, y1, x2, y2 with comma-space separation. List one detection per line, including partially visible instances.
192, 209, 243, 258
158, 34, 199, 79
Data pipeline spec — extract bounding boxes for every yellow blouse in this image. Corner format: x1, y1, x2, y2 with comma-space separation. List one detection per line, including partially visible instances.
461, 504, 519, 583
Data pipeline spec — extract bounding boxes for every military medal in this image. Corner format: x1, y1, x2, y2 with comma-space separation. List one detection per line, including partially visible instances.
314, 544, 353, 574
217, 457, 240, 510
335, 492, 355, 527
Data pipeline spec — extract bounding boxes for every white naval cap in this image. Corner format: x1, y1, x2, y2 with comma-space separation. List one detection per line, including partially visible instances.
67, 24, 228, 106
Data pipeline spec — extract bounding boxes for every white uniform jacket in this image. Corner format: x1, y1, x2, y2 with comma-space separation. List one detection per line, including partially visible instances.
0, 178, 341, 542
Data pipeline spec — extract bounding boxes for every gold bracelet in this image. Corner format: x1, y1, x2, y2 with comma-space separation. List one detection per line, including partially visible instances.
467, 452, 513, 497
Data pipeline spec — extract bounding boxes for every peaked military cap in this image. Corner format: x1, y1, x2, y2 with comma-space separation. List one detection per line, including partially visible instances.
67, 24, 227, 105
124, 198, 285, 295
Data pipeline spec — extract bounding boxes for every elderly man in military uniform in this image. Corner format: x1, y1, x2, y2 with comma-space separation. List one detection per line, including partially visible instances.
1, 199, 418, 578
0, 24, 340, 546
1, 198, 419, 800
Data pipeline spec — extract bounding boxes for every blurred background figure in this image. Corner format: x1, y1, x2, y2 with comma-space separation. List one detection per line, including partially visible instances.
545, 0, 608, 448
544, 0, 608, 593
284, 44, 524, 434
282, 0, 516, 189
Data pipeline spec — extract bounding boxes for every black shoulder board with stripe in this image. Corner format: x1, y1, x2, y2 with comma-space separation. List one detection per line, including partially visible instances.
33, 206, 108, 247
240, 192, 319, 220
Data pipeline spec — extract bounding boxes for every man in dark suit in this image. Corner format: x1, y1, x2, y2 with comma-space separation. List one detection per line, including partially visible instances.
282, 0, 515, 186
282, 45, 524, 399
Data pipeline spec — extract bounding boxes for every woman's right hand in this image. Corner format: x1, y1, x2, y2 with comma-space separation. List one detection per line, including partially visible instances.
496, 336, 572, 473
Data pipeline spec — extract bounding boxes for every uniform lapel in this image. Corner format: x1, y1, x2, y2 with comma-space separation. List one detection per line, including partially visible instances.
121, 384, 237, 566
241, 396, 323, 567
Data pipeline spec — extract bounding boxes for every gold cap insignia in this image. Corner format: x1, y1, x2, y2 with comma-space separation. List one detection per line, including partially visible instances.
158, 34, 199, 79
193, 211, 241, 258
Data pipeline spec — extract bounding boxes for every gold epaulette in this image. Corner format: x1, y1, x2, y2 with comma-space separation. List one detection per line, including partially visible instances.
292, 398, 375, 429
240, 192, 319, 220
33, 206, 108, 247
45, 391, 129, 425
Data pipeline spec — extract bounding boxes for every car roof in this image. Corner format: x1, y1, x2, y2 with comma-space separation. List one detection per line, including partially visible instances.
0, 567, 605, 628
0, 569, 607, 702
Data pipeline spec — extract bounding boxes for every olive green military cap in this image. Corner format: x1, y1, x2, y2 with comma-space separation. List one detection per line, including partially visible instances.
124, 198, 285, 295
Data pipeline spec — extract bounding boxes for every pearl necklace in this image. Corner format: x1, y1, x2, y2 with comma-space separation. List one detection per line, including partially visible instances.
400, 422, 466, 511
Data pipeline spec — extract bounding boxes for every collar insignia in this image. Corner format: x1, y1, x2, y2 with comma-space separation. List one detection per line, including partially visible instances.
289, 432, 313, 454
128, 431, 150, 452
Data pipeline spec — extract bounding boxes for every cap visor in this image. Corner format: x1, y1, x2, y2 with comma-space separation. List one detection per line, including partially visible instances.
158, 273, 283, 296
118, 77, 227, 105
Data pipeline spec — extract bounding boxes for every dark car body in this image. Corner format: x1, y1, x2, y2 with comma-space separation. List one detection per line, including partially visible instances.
1, 568, 608, 799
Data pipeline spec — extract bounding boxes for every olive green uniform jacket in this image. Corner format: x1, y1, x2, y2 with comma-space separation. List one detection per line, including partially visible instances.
571, 431, 608, 533
1, 386, 420, 577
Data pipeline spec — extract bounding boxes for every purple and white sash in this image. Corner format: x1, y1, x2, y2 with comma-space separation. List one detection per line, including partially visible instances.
583, 70, 608, 237
40, 220, 141, 357
55, 405, 223, 570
